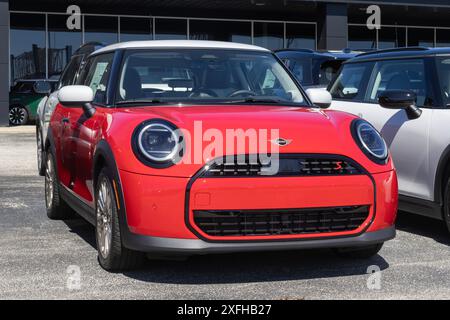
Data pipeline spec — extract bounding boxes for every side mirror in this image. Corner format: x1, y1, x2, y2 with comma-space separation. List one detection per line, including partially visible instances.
378, 90, 422, 120
33, 81, 52, 95
305, 88, 332, 108
58, 85, 96, 118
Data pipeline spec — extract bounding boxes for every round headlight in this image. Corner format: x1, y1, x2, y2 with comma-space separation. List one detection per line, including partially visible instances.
133, 120, 183, 167
352, 119, 388, 163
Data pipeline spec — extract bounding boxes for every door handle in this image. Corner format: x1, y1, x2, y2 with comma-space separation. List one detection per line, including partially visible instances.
61, 118, 69, 124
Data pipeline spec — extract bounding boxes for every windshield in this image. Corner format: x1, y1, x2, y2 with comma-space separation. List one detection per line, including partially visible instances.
116, 49, 306, 105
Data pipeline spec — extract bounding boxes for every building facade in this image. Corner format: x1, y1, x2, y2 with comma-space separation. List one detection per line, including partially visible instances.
2, 0, 450, 125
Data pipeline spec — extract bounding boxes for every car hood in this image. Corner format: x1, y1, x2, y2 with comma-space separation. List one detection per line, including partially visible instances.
106, 104, 390, 176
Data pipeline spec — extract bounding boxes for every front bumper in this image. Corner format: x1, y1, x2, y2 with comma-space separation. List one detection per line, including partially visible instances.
122, 226, 395, 255
120, 169, 397, 233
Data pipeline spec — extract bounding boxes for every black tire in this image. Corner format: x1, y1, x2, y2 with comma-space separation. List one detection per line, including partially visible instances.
443, 177, 450, 234
9, 105, 29, 126
36, 126, 45, 176
95, 167, 144, 271
45, 151, 75, 220
333, 243, 383, 259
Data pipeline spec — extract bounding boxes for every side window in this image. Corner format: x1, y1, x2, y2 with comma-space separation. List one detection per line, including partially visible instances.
81, 53, 114, 105
13, 82, 33, 93
288, 58, 312, 86
59, 55, 83, 88
366, 59, 429, 107
329, 63, 371, 100
436, 57, 450, 107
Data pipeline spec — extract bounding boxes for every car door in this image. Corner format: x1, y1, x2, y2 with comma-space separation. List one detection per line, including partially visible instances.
330, 58, 434, 200
64, 53, 114, 204
46, 54, 86, 188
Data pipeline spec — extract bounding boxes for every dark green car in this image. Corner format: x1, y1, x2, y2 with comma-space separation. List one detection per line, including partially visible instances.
9, 80, 58, 126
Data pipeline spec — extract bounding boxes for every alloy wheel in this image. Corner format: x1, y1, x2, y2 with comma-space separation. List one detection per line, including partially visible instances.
37, 131, 43, 172
45, 157, 54, 209
9, 107, 26, 125
96, 178, 113, 259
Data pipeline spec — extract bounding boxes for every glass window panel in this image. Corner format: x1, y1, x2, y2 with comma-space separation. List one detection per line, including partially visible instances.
120, 17, 153, 42
48, 14, 82, 79
436, 57, 450, 105
407, 27, 434, 47
155, 18, 187, 40
367, 59, 429, 107
436, 29, 450, 47
329, 62, 372, 101
84, 15, 118, 45
10, 13, 46, 81
348, 25, 376, 50
115, 49, 305, 104
82, 53, 114, 104
189, 20, 251, 44
378, 26, 406, 49
254, 22, 284, 50
285, 23, 316, 49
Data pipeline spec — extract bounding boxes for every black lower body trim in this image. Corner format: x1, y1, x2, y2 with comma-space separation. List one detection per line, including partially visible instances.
60, 184, 96, 225
122, 226, 395, 255
398, 195, 443, 221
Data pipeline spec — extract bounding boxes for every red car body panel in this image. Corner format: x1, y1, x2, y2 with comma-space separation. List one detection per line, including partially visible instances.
49, 102, 397, 248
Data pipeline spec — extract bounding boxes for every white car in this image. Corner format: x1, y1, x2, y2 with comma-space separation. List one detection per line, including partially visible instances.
36, 42, 104, 175
328, 47, 450, 233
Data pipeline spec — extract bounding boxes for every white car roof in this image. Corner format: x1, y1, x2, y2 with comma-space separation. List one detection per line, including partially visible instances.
93, 40, 270, 55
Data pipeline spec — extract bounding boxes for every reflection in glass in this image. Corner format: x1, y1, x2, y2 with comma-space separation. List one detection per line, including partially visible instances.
10, 13, 46, 81
120, 17, 153, 42
378, 26, 406, 49
254, 22, 284, 50
348, 25, 376, 50
189, 20, 251, 44
436, 29, 450, 47
407, 27, 434, 47
48, 14, 82, 79
155, 19, 187, 40
84, 15, 118, 45
285, 23, 316, 49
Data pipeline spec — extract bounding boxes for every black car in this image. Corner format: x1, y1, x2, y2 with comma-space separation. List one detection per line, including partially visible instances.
276, 49, 361, 88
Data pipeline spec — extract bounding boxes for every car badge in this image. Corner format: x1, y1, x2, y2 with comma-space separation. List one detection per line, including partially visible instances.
270, 138, 292, 146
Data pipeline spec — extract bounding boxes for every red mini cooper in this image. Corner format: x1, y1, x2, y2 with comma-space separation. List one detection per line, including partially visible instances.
43, 40, 398, 271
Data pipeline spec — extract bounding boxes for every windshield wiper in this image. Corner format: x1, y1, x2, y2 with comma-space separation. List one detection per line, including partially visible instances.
116, 98, 166, 106
227, 96, 283, 104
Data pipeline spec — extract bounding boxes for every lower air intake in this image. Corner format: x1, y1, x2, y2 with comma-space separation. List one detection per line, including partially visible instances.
193, 206, 370, 237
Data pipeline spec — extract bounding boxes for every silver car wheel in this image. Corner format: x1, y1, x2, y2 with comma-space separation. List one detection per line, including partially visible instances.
96, 178, 113, 259
45, 157, 53, 209
37, 131, 43, 172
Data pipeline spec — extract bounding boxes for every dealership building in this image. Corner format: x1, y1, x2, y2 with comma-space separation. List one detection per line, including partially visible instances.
2, 0, 450, 124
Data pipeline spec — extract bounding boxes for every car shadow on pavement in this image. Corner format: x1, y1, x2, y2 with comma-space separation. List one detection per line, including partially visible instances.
62, 218, 389, 284
126, 250, 389, 285
396, 211, 450, 246
64, 219, 97, 248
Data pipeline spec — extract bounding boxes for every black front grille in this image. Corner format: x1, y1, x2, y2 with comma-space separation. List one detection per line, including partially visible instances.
193, 206, 370, 237
202, 155, 362, 177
